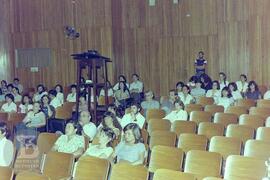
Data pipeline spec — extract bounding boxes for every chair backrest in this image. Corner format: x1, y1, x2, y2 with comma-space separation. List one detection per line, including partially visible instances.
8, 112, 26, 122
226, 124, 255, 143
149, 131, 177, 150
178, 133, 208, 153
0, 112, 8, 121
153, 169, 196, 180
16, 171, 50, 180
235, 99, 256, 108
184, 150, 222, 180
239, 114, 265, 129
202, 177, 224, 180
256, 127, 270, 142
249, 107, 270, 119
185, 104, 204, 114
197, 97, 214, 107
74, 156, 110, 180
190, 111, 212, 125
171, 121, 197, 137
225, 106, 249, 117
204, 105, 224, 116
224, 155, 266, 180
43, 151, 74, 180
147, 119, 171, 135
110, 163, 148, 180
209, 136, 242, 159
62, 102, 76, 112
213, 113, 238, 127
37, 133, 59, 154
244, 139, 270, 161
55, 106, 71, 119
146, 109, 165, 122
257, 99, 270, 108
258, 85, 267, 95
141, 128, 149, 145
149, 145, 184, 173
98, 96, 114, 105
0, 167, 13, 180
198, 122, 224, 139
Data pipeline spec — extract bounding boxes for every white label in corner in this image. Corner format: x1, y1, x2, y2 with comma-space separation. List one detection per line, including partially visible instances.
30, 67, 39, 72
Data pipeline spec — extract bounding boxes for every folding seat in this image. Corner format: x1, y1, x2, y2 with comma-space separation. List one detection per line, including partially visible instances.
257, 99, 270, 108
202, 177, 223, 180
213, 113, 238, 127
204, 105, 224, 116
198, 122, 224, 139
141, 128, 149, 145
225, 106, 248, 117
37, 133, 59, 154
0, 167, 14, 180
209, 136, 242, 159
184, 150, 222, 180
153, 169, 196, 180
149, 131, 176, 150
147, 119, 171, 135
249, 107, 270, 119
73, 156, 110, 180
226, 124, 255, 143
110, 163, 148, 180
224, 155, 266, 180
235, 99, 256, 108
190, 111, 212, 125
16, 171, 50, 180
171, 121, 197, 137
256, 127, 270, 141
185, 104, 204, 114
244, 139, 270, 161
239, 114, 264, 129
258, 85, 268, 96
146, 109, 166, 122
149, 145, 184, 173
178, 133, 208, 153
197, 97, 214, 107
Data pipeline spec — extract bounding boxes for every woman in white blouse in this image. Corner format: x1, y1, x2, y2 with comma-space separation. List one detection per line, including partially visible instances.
236, 74, 248, 94
219, 72, 229, 90
0, 122, 14, 167
19, 94, 33, 113
206, 80, 221, 103
66, 84, 77, 102
55, 84, 64, 105
129, 74, 144, 103
12, 87, 22, 103
228, 82, 243, 101
163, 100, 188, 123
178, 85, 194, 105
1, 94, 17, 113
216, 87, 234, 110
113, 75, 129, 91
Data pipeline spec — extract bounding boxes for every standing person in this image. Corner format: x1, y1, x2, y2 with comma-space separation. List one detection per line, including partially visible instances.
13, 78, 24, 94
219, 72, 229, 90
163, 100, 188, 123
206, 80, 221, 103
55, 84, 64, 105
121, 103, 145, 129
194, 51, 207, 77
141, 90, 160, 116
236, 74, 248, 94
19, 94, 33, 113
1, 94, 17, 113
245, 81, 262, 100
66, 84, 77, 102
0, 122, 14, 167
129, 74, 144, 103
216, 87, 234, 110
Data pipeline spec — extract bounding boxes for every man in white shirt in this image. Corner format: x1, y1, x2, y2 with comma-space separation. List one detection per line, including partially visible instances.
130, 73, 144, 103
0, 122, 14, 167
121, 103, 145, 129
13, 78, 24, 94
49, 89, 62, 109
1, 94, 17, 112
79, 111, 97, 141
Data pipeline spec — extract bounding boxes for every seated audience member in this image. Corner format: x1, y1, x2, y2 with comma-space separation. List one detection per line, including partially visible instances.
41, 95, 55, 119
236, 74, 248, 94
190, 80, 206, 102
0, 80, 8, 95
206, 80, 221, 103
163, 100, 188, 123
7, 84, 14, 94
48, 89, 62, 109
141, 90, 160, 116
200, 73, 212, 91
83, 127, 115, 159
12, 87, 22, 103
219, 72, 229, 90
52, 120, 85, 158
216, 87, 234, 110
187, 76, 197, 89
121, 103, 145, 129
78, 111, 97, 141
0, 122, 14, 167
160, 89, 177, 115
72, 93, 88, 113
175, 81, 185, 97
55, 84, 64, 105
1, 94, 17, 112
113, 123, 146, 165
66, 84, 77, 102
263, 89, 270, 100
13, 78, 23, 94
245, 81, 262, 100
19, 94, 33, 113
99, 112, 122, 139
228, 82, 243, 100
178, 85, 194, 105
99, 81, 114, 97
129, 74, 144, 103
114, 81, 130, 108
113, 75, 130, 91
108, 104, 122, 122
33, 84, 48, 102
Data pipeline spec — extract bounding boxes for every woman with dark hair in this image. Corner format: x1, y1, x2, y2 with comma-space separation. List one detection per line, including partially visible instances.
187, 76, 198, 89
228, 82, 243, 100
245, 81, 262, 100
1, 94, 17, 112
100, 111, 122, 138
66, 84, 77, 102
236, 74, 248, 94
163, 99, 188, 123
0, 122, 14, 166
216, 87, 234, 110
12, 86, 22, 102
33, 84, 48, 102
178, 85, 194, 105
83, 127, 115, 159
72, 93, 88, 113
121, 102, 145, 129
52, 119, 85, 158
200, 74, 212, 91
113, 123, 146, 165
41, 95, 55, 119
129, 74, 144, 103
176, 81, 185, 96
19, 94, 33, 113
55, 84, 64, 105
0, 80, 8, 94
99, 81, 114, 97
114, 81, 130, 108
206, 80, 221, 103
219, 72, 229, 90
113, 75, 129, 91
7, 84, 13, 94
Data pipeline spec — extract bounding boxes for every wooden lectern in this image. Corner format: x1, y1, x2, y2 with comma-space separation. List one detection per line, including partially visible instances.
72, 50, 111, 124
